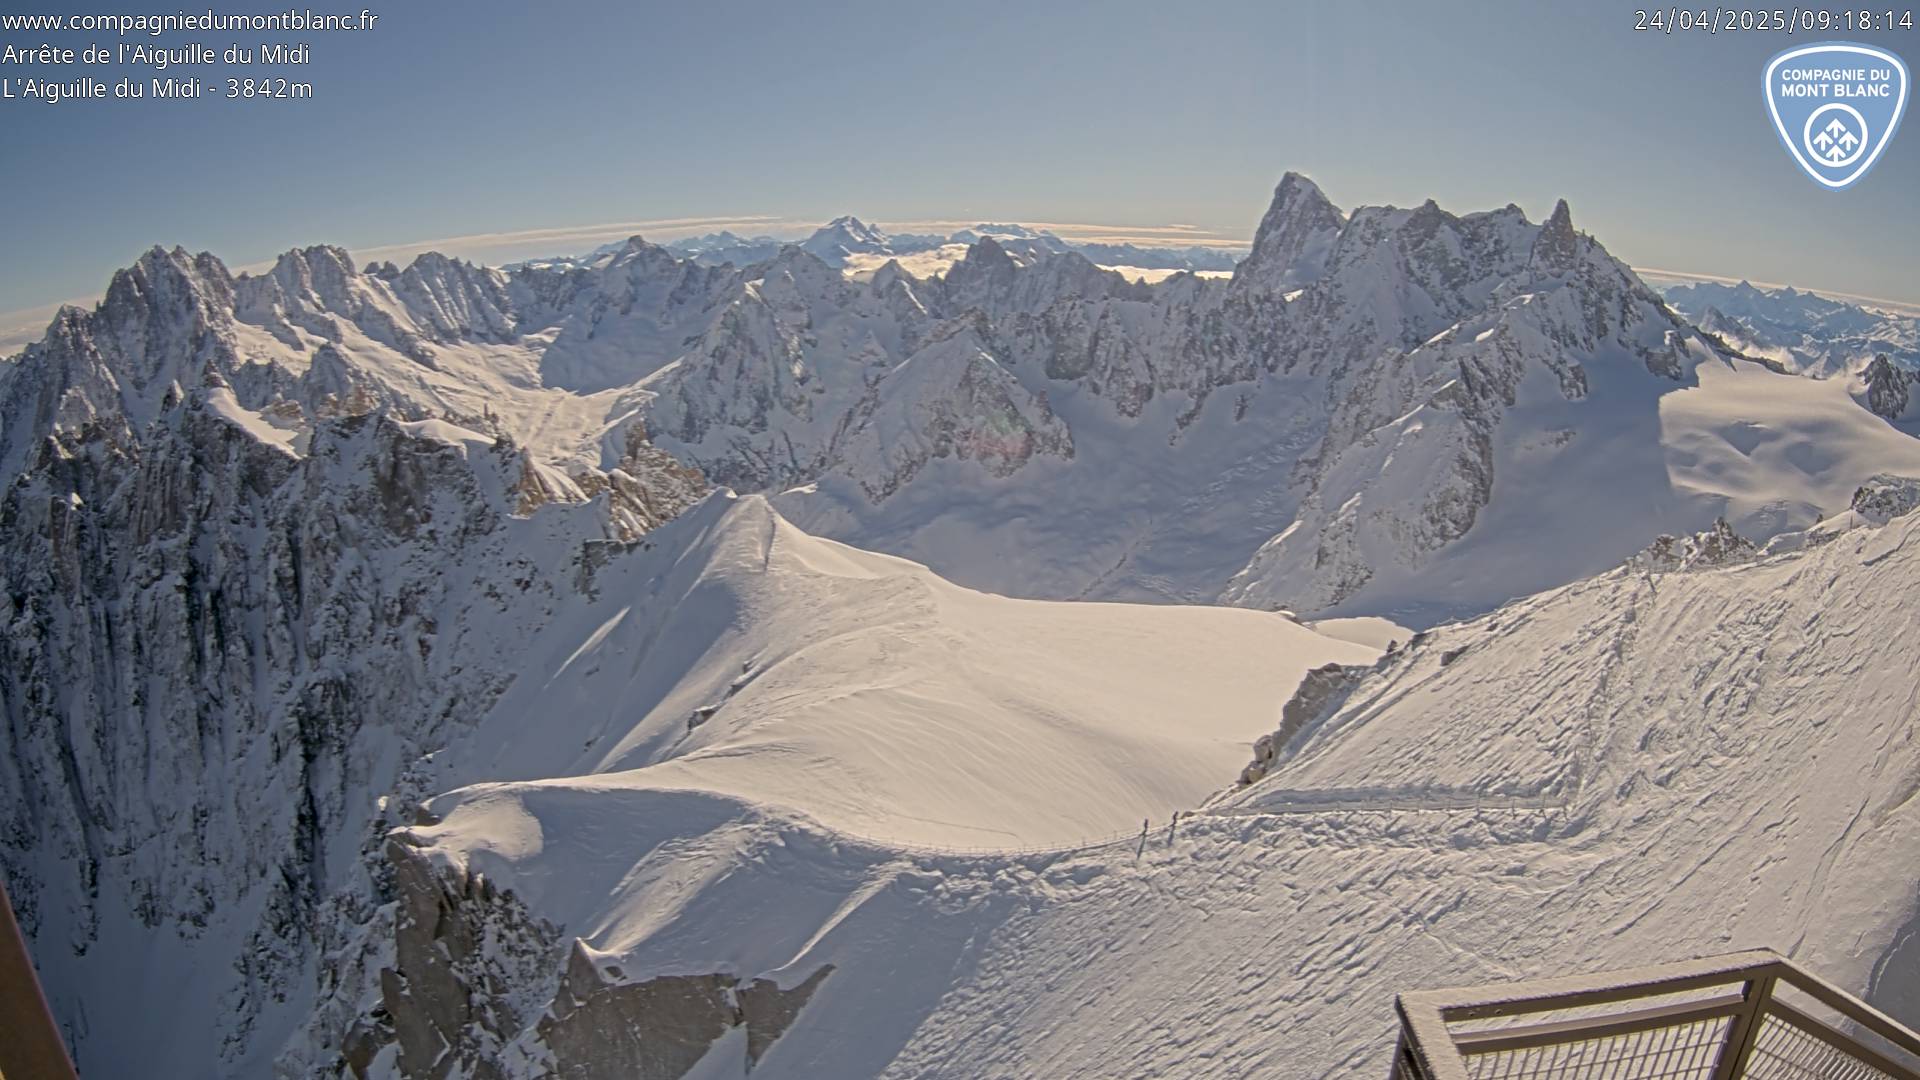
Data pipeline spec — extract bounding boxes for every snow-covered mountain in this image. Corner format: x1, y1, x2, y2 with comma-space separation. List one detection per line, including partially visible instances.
745, 180, 1920, 625
0, 384, 698, 1077
8, 175, 1919, 624
314, 488, 1920, 1078
5, 172, 1920, 1077
1663, 278, 1920, 378
517, 219, 1225, 278
796, 215, 895, 263
638, 218, 1242, 276
0, 412, 1372, 1077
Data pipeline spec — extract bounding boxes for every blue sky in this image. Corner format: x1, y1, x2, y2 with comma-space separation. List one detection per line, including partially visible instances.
1, 0, 1916, 319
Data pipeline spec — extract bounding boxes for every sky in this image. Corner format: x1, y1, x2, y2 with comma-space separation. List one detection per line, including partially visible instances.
0, 0, 1916, 327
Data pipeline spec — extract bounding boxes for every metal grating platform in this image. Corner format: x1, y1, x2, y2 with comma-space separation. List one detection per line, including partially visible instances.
1393, 951, 1920, 1080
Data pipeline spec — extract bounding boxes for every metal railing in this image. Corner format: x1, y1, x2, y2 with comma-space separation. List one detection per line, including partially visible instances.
1392, 950, 1920, 1080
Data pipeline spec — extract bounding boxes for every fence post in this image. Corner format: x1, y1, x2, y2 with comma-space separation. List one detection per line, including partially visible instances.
1708, 972, 1776, 1080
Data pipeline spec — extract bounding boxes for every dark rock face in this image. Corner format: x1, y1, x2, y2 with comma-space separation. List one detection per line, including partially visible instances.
1235, 172, 1344, 290
540, 963, 738, 1080
535, 948, 830, 1080
1629, 518, 1760, 572
354, 841, 561, 1080
0, 380, 701, 1074
1852, 474, 1920, 523
354, 838, 831, 1079
1864, 354, 1914, 421
1529, 199, 1581, 277
1237, 662, 1369, 786
737, 968, 834, 1069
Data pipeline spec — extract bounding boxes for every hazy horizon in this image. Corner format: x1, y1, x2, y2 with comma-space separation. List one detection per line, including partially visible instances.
1, 0, 1916, 320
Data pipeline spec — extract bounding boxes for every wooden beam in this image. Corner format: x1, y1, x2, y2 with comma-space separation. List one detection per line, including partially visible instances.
0, 875, 78, 1080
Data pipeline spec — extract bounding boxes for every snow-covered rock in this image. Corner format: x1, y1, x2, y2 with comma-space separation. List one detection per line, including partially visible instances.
0, 383, 689, 1077
1851, 473, 1920, 524
1232, 171, 1343, 291
800, 215, 895, 265
1625, 518, 1760, 572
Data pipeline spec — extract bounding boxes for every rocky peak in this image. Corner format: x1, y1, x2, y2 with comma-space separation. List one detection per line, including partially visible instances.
938, 236, 1019, 299
1236, 171, 1343, 289
960, 234, 1016, 271
591, 235, 698, 286
938, 239, 1142, 318
801, 216, 892, 263
1863, 353, 1913, 420
748, 246, 853, 311
259, 244, 363, 308
40, 245, 240, 410
1529, 198, 1580, 275
867, 258, 912, 292
391, 252, 516, 342
106, 245, 236, 333
824, 214, 880, 239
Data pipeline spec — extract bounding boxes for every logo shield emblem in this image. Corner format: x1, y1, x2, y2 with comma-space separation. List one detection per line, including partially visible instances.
1765, 42, 1908, 189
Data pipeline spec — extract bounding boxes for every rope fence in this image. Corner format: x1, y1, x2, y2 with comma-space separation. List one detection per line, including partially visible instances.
820, 822, 1157, 861
811, 784, 1573, 863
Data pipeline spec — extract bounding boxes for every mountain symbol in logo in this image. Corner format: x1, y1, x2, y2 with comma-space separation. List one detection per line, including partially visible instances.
1765, 42, 1908, 189
1807, 106, 1866, 166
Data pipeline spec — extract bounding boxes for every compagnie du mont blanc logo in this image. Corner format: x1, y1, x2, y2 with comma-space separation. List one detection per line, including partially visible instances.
1765, 41, 1908, 189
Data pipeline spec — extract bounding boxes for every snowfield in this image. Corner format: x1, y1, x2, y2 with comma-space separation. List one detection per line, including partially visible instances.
430, 491, 1380, 851
382, 502, 1920, 1078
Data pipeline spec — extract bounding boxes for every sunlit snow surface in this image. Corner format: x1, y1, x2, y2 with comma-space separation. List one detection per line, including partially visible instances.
426, 492, 1379, 851
395, 505, 1920, 1077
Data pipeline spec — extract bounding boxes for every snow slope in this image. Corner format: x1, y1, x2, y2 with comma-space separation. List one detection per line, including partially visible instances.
354, 501, 1920, 1078
1245, 337, 1920, 626
424, 491, 1381, 851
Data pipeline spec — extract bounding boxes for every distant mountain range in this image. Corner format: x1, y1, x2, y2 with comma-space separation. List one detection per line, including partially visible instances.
1662, 277, 1920, 378
520, 216, 1245, 278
